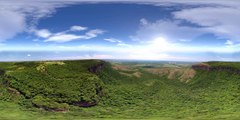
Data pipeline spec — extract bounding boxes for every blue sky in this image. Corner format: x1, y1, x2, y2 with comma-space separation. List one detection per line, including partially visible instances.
0, 0, 240, 61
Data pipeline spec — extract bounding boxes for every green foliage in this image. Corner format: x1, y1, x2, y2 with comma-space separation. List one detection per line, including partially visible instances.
1, 60, 240, 119
0, 60, 106, 111
207, 61, 240, 69
32, 95, 69, 111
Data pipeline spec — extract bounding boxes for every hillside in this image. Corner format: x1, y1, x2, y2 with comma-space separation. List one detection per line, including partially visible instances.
0, 60, 107, 111
0, 60, 240, 119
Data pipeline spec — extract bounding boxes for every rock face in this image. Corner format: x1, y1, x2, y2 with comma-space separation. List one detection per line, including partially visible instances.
210, 66, 240, 74
192, 63, 210, 70
72, 101, 97, 107
88, 62, 106, 73
192, 63, 240, 74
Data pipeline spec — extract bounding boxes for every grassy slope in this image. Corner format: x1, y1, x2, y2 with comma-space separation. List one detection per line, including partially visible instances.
1, 60, 240, 119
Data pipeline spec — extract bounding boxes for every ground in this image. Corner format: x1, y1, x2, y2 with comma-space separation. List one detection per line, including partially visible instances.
0, 60, 240, 120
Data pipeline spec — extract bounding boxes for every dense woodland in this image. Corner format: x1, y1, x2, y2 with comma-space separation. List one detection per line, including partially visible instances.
1, 60, 240, 119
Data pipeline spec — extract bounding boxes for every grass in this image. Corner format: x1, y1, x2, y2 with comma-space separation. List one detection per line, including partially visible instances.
1, 60, 240, 119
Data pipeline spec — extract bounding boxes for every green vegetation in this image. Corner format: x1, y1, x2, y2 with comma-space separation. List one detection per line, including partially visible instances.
207, 61, 240, 69
0, 60, 106, 110
1, 60, 240, 119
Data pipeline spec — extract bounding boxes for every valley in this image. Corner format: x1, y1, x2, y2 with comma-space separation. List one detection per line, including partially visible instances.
0, 60, 240, 120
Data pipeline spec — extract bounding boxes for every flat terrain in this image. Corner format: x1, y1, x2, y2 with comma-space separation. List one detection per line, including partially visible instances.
1, 60, 240, 119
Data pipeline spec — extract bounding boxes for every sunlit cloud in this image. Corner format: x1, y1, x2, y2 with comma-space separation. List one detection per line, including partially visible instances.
131, 18, 205, 43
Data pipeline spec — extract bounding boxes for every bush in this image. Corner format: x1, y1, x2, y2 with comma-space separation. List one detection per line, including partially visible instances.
32, 95, 69, 111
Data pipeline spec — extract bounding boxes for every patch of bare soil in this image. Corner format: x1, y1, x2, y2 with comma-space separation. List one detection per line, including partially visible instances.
145, 67, 196, 82
7, 87, 21, 96
179, 69, 196, 83
112, 64, 133, 71
133, 72, 141, 78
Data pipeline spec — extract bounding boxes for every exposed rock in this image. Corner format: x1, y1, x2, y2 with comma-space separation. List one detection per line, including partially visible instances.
145, 67, 196, 82
7, 87, 21, 95
192, 63, 210, 70
133, 72, 142, 78
88, 62, 105, 73
112, 64, 134, 71
72, 101, 97, 107
179, 69, 196, 83
192, 63, 240, 74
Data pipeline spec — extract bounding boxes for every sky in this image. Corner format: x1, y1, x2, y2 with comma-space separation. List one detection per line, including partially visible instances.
0, 0, 240, 61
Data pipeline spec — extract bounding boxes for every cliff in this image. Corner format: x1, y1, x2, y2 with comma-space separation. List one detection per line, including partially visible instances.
88, 62, 106, 73
192, 62, 240, 74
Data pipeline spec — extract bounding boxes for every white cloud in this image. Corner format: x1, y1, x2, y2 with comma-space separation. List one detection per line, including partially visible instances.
85, 29, 105, 39
34, 29, 52, 38
104, 38, 122, 43
0, 1, 70, 42
131, 18, 205, 42
140, 18, 148, 25
45, 34, 84, 42
173, 7, 240, 41
1, 0, 240, 43
104, 38, 131, 47
0, 9, 26, 42
225, 40, 233, 46
1, 0, 240, 61
70, 25, 88, 31
43, 28, 104, 42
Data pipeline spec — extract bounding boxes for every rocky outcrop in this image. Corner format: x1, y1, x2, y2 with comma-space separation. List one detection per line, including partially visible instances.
72, 101, 97, 107
88, 62, 106, 73
210, 66, 240, 74
192, 63, 240, 74
192, 63, 210, 70
7, 87, 21, 96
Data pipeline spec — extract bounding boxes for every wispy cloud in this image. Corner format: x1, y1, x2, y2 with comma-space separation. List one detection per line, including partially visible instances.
0, 1, 71, 42
173, 7, 240, 42
225, 40, 233, 46
45, 29, 104, 42
45, 34, 83, 42
70, 25, 88, 31
32, 26, 104, 42
0, 8, 26, 42
85, 29, 105, 39
33, 29, 52, 38
104, 38, 122, 43
104, 38, 131, 47
0, 0, 239, 42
